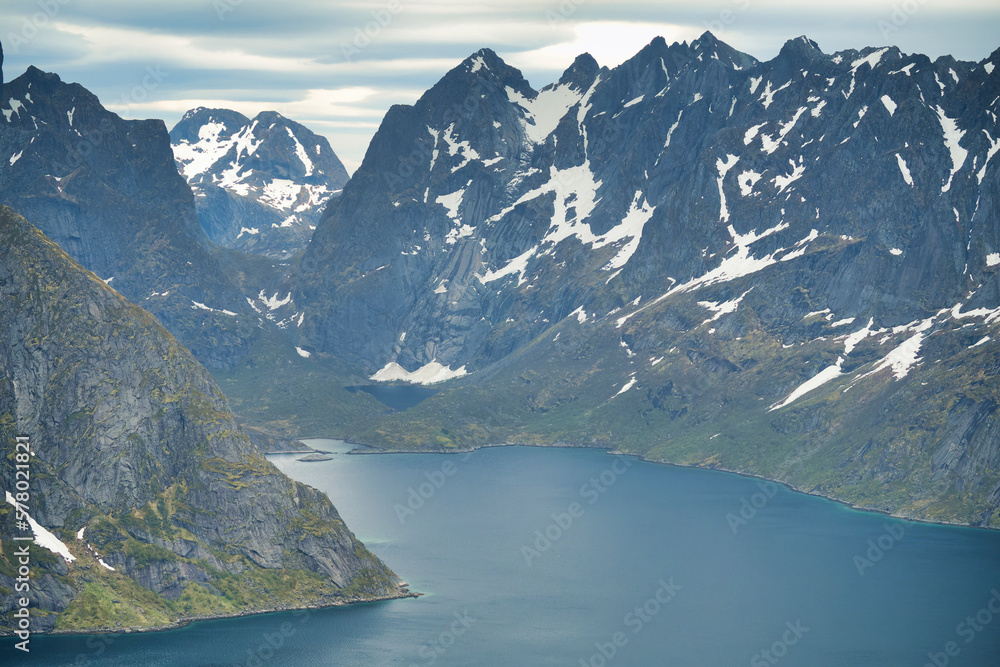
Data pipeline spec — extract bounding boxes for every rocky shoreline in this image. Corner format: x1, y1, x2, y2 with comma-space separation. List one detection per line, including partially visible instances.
4, 585, 420, 638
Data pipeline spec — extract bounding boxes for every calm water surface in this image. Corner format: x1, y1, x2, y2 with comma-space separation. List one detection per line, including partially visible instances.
4, 442, 1000, 666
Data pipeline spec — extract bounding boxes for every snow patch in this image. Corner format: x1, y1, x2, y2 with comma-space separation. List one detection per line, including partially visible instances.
6, 492, 76, 563
506, 83, 583, 144
664, 110, 684, 148
851, 48, 889, 74
881, 95, 897, 116
758, 80, 791, 110
935, 106, 967, 192
977, 129, 1000, 184
371, 361, 468, 385
615, 374, 637, 396
895, 154, 914, 186
716, 154, 740, 222
842, 317, 874, 355
853, 105, 868, 128
480, 246, 536, 286
737, 170, 762, 196
259, 291, 292, 310
773, 158, 805, 192
698, 287, 753, 324
191, 300, 236, 317
769, 357, 844, 411
285, 127, 314, 176
744, 122, 767, 145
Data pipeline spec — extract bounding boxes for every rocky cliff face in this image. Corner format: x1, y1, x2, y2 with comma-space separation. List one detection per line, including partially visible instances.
0, 67, 258, 369
295, 35, 1000, 377
288, 34, 1000, 526
0, 206, 401, 634
170, 108, 349, 258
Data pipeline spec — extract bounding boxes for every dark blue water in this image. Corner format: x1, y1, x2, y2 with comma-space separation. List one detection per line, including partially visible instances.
345, 385, 437, 410
4, 442, 1000, 666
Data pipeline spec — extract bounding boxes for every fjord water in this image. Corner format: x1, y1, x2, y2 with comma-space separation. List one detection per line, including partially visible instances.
6, 443, 1000, 666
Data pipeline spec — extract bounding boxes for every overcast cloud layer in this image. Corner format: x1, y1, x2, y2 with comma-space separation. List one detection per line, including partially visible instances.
3, 0, 999, 172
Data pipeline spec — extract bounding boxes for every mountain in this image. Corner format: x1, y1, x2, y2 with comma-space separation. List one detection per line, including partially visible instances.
170, 108, 349, 258
284, 34, 1000, 526
0, 67, 259, 369
0, 206, 405, 634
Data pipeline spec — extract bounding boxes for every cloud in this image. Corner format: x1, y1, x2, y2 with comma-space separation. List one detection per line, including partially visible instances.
3, 0, 997, 172
504, 21, 704, 74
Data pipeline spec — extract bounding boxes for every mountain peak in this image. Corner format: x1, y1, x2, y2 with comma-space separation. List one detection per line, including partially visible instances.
694, 31, 719, 48
557, 52, 600, 91
778, 35, 824, 58
462, 47, 508, 75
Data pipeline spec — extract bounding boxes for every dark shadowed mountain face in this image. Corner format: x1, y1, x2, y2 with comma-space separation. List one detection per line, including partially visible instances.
170, 108, 349, 258
293, 34, 1000, 380
286, 34, 1000, 526
0, 67, 258, 369
0, 206, 401, 634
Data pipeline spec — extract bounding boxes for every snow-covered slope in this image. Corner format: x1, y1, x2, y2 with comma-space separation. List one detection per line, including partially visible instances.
170, 108, 349, 257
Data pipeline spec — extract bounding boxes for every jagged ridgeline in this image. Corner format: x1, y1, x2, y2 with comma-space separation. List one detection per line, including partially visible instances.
287, 34, 1000, 526
0, 207, 401, 634
0, 66, 257, 369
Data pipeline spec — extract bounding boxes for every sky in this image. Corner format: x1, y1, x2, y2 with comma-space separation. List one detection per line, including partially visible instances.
3, 0, 999, 173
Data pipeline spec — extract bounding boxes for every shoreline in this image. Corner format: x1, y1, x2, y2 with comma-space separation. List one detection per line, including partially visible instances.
289, 437, 997, 533
2, 586, 420, 639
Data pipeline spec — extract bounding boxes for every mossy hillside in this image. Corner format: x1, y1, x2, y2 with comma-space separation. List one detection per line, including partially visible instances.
211, 326, 388, 439
1, 208, 405, 634
227, 272, 1000, 528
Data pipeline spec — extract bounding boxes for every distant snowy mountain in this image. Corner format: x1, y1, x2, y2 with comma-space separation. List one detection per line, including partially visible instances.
170, 108, 349, 257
